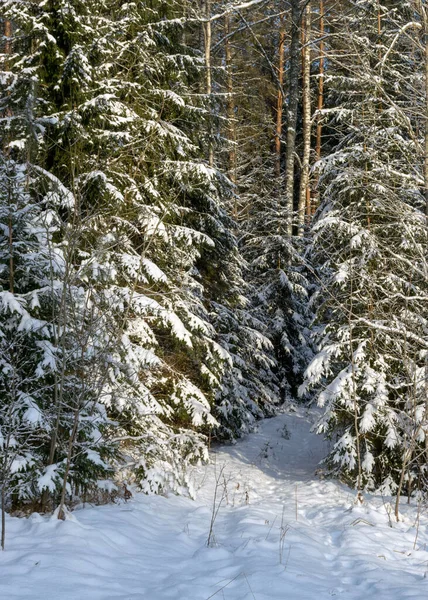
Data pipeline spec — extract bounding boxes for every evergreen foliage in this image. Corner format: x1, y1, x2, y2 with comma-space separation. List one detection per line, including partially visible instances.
0, 0, 281, 515
301, 0, 428, 492
1, 0, 427, 532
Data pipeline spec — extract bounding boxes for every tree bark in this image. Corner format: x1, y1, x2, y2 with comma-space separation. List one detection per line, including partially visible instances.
314, 0, 324, 216
4, 19, 11, 56
415, 0, 428, 473
284, 0, 302, 235
298, 2, 312, 235
1, 483, 5, 551
4, 19, 13, 289
276, 13, 286, 181
2, 20, 14, 547
57, 407, 80, 520
224, 14, 237, 186
424, 18, 428, 218
203, 0, 214, 167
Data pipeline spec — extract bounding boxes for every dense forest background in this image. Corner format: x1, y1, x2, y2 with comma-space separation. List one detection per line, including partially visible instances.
0, 0, 427, 538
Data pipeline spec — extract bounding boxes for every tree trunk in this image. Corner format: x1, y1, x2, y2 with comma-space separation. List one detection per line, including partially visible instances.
224, 15, 237, 186
349, 274, 363, 496
314, 0, 324, 216
57, 407, 80, 520
4, 19, 11, 57
41, 254, 72, 512
284, 0, 302, 235
424, 18, 428, 218
1, 482, 5, 551
416, 0, 428, 471
276, 13, 286, 181
204, 0, 214, 167
2, 20, 12, 548
298, 2, 312, 235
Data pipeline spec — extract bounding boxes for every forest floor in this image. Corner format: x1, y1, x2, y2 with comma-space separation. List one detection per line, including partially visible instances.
1, 407, 428, 600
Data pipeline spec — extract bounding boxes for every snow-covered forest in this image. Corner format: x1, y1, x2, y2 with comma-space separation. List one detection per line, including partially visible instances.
0, 0, 428, 596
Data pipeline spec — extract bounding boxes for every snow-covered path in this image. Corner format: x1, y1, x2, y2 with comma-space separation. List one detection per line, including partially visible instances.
1, 409, 428, 600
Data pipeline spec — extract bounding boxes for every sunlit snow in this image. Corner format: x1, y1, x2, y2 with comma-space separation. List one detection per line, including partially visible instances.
1, 410, 427, 600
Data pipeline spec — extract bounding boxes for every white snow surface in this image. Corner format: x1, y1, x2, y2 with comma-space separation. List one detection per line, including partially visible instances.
2, 408, 428, 600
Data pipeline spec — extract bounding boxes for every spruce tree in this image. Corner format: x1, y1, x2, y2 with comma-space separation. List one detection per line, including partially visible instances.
301, 1, 428, 496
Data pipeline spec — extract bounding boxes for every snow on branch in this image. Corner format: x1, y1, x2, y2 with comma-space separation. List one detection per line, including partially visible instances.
377, 22, 422, 73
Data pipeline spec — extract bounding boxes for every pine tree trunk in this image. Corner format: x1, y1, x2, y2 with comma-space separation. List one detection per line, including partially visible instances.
298, 2, 312, 235
276, 13, 286, 181
284, 0, 302, 235
4, 19, 11, 57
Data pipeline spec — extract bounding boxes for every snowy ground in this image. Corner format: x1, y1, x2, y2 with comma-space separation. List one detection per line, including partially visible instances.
1, 408, 428, 600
